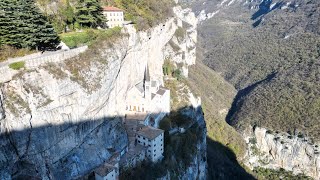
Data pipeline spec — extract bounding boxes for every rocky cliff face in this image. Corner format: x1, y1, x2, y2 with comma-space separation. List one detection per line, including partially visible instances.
180, 106, 207, 180
0, 6, 200, 180
244, 126, 320, 179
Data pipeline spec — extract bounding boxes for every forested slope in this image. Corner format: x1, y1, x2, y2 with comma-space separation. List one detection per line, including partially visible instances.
195, 0, 320, 141
230, 60, 320, 142
199, 0, 320, 89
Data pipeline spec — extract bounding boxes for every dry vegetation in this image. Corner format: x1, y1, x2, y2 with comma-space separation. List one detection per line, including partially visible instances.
105, 0, 174, 31
63, 29, 125, 93
4, 88, 30, 117
0, 45, 35, 62
164, 79, 190, 111
42, 63, 68, 80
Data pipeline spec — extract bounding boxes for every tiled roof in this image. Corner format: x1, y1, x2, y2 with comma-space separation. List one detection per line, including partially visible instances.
126, 113, 148, 121
151, 93, 156, 100
135, 81, 144, 93
136, 126, 164, 140
103, 6, 123, 11
94, 163, 116, 176
156, 88, 166, 96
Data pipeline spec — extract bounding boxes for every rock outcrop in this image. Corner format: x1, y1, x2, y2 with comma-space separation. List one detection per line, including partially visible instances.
0, 6, 200, 180
244, 126, 320, 179
164, 6, 197, 77
180, 106, 207, 180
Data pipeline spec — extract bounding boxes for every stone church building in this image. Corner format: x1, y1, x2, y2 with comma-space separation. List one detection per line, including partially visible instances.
125, 66, 170, 127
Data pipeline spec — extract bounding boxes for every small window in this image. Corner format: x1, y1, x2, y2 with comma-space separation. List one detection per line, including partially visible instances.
154, 144, 156, 147
143, 137, 145, 140
154, 154, 156, 157
154, 149, 156, 152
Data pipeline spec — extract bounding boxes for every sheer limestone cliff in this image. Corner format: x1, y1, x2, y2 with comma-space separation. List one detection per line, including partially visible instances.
0, 6, 202, 180
243, 126, 320, 179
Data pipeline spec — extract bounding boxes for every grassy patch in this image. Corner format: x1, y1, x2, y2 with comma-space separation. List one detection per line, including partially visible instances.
9, 61, 25, 70
59, 27, 122, 48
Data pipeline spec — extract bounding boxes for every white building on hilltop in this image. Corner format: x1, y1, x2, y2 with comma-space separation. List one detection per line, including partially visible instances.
103, 7, 124, 28
125, 65, 170, 127
136, 126, 164, 162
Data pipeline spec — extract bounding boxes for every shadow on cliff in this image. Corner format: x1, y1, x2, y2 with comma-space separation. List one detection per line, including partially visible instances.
0, 115, 129, 180
206, 137, 256, 180
1, 105, 256, 180
0, 106, 204, 180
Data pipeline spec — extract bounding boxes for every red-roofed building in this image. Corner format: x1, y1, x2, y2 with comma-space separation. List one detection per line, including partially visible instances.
103, 6, 124, 28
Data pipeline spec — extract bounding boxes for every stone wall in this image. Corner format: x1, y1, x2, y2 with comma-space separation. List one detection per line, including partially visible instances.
0, 46, 88, 83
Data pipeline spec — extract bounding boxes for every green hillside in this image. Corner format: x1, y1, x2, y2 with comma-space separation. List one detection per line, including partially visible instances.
230, 61, 320, 142
197, 0, 320, 142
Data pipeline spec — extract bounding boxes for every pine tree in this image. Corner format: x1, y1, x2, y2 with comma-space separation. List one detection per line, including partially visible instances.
0, 0, 21, 47
59, 0, 75, 32
75, 0, 105, 28
0, 0, 59, 50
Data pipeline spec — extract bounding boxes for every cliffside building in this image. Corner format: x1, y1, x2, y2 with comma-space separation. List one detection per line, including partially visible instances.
125, 65, 170, 127
103, 7, 124, 28
94, 165, 116, 180
136, 126, 164, 162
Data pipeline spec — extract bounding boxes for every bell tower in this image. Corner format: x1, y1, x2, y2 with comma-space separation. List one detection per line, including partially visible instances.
144, 65, 151, 101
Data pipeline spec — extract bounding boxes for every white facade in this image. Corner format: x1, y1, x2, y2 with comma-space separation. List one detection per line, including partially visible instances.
103, 7, 124, 28
125, 66, 170, 123
136, 126, 164, 162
